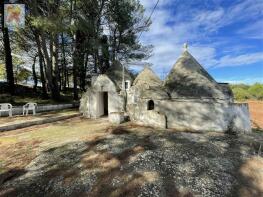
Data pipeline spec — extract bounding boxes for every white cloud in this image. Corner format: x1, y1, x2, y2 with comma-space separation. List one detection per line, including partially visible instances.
237, 20, 263, 39
216, 52, 263, 67
137, 0, 263, 79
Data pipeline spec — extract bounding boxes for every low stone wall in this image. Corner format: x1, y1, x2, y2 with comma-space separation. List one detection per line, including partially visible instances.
156, 100, 251, 133
0, 113, 80, 132
128, 98, 251, 133
157, 100, 230, 132
137, 111, 166, 129
109, 112, 125, 124
0, 103, 79, 117
229, 103, 251, 134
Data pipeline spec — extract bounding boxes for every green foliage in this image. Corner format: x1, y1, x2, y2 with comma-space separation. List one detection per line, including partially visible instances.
248, 83, 263, 99
15, 68, 32, 83
2, 0, 150, 100
230, 83, 263, 101
231, 87, 250, 101
0, 64, 6, 80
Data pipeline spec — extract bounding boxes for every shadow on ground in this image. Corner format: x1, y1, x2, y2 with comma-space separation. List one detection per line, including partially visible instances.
0, 125, 262, 197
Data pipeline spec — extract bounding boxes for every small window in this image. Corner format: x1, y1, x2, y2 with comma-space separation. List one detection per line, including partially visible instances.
147, 100, 154, 110
125, 80, 130, 90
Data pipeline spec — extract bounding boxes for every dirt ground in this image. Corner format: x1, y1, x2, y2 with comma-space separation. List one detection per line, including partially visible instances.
0, 117, 262, 197
248, 101, 263, 130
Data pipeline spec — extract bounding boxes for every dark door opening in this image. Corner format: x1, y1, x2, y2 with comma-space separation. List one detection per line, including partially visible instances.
103, 92, 108, 115
147, 100, 154, 110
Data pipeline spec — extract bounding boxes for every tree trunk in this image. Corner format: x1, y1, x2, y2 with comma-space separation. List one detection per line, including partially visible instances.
1, 3, 15, 95
31, 0, 60, 100
34, 30, 48, 98
73, 30, 85, 100
38, 32, 60, 100
39, 54, 48, 98
73, 50, 79, 100
51, 34, 60, 100
32, 55, 38, 92
61, 33, 67, 91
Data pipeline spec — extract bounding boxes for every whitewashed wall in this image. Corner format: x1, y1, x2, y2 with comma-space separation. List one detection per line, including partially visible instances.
0, 103, 79, 117
128, 98, 251, 133
158, 100, 251, 133
228, 103, 251, 134
108, 92, 124, 114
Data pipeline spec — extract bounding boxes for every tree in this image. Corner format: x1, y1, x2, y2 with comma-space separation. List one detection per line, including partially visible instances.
248, 83, 263, 100
2, 0, 151, 101
0, 63, 6, 80
231, 87, 251, 101
70, 0, 151, 98
1, 2, 15, 94
29, 0, 63, 100
230, 83, 263, 101
16, 67, 31, 84
106, 0, 151, 62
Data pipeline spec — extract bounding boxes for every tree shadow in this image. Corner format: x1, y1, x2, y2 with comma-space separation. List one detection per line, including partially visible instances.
0, 125, 262, 196
0, 169, 27, 185
251, 120, 263, 132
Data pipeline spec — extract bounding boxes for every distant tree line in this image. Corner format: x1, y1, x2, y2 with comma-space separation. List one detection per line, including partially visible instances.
0, 0, 151, 101
230, 83, 263, 101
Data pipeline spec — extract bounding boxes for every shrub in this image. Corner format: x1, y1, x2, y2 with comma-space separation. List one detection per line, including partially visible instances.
248, 83, 263, 100
230, 83, 263, 101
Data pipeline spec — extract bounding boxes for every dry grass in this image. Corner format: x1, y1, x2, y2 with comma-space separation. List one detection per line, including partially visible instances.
0, 117, 110, 175
247, 101, 263, 130
239, 156, 263, 197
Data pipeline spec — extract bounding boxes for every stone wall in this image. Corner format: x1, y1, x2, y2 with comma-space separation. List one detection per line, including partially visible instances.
139, 111, 167, 129
128, 98, 251, 133
157, 100, 251, 133
228, 103, 251, 134
109, 112, 125, 124
127, 102, 167, 129
108, 92, 125, 114
80, 90, 124, 118
0, 103, 79, 117
157, 100, 230, 132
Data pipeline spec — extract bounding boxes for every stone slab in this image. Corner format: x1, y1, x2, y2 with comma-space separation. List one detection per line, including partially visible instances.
0, 113, 81, 132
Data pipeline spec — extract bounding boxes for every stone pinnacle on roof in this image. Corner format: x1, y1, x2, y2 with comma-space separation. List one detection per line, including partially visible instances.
183, 42, 188, 52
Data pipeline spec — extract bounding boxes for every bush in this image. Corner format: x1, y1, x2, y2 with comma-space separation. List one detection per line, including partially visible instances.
232, 87, 251, 101
248, 83, 263, 100
230, 83, 263, 101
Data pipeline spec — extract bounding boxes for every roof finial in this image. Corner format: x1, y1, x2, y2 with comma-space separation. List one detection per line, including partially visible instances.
183, 42, 188, 52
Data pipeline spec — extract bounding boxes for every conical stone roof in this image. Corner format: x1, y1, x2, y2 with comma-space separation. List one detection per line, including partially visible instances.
133, 66, 163, 87
133, 66, 170, 99
106, 61, 134, 90
164, 50, 231, 100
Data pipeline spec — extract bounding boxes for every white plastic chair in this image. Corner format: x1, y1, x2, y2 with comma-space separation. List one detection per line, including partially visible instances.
0, 103, 12, 117
23, 103, 37, 116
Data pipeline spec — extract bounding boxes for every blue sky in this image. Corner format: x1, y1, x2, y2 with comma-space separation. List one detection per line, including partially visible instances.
138, 0, 263, 84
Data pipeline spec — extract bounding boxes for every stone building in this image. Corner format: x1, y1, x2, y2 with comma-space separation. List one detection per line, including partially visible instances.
80, 45, 251, 133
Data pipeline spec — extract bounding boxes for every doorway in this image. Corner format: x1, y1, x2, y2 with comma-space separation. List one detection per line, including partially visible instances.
96, 92, 109, 117
103, 92, 108, 115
